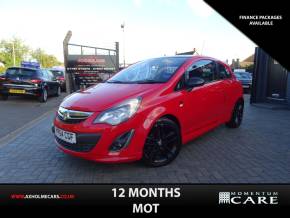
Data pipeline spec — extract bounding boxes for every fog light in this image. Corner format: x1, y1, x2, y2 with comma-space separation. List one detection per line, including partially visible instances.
109, 130, 134, 152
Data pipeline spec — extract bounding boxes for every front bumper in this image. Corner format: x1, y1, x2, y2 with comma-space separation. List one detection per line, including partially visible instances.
52, 112, 147, 163
52, 126, 101, 152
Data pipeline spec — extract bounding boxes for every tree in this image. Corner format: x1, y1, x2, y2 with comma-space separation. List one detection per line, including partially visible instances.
0, 37, 30, 67
31, 48, 62, 68
0, 66, 5, 74
0, 37, 62, 70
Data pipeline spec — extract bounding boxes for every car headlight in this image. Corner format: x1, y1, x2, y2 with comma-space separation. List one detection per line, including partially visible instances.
93, 97, 141, 125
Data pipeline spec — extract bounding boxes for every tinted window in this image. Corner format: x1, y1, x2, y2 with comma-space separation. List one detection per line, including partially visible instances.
37, 70, 44, 77
6, 68, 36, 78
50, 70, 64, 77
46, 70, 55, 80
107, 57, 189, 83
41, 70, 50, 80
218, 63, 231, 79
186, 60, 216, 83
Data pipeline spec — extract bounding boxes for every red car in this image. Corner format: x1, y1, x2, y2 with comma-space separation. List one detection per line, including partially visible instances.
53, 56, 244, 167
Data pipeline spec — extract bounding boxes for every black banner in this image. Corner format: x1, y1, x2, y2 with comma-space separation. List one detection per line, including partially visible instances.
0, 184, 289, 212
204, 0, 289, 70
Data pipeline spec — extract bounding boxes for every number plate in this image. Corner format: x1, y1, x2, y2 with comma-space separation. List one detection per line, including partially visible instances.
9, 89, 26, 94
55, 127, 76, 144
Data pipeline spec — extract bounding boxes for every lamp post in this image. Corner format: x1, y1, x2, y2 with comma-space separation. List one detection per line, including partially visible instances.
121, 22, 125, 67
12, 42, 16, 66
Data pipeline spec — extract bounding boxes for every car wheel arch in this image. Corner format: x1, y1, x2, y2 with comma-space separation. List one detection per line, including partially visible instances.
236, 97, 244, 108
41, 84, 48, 91
228, 97, 244, 117
162, 114, 182, 135
225, 97, 244, 128
44, 85, 49, 94
145, 113, 182, 143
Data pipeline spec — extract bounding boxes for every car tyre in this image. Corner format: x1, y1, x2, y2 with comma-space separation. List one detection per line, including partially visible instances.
55, 86, 61, 97
142, 117, 181, 167
38, 88, 48, 103
226, 99, 244, 128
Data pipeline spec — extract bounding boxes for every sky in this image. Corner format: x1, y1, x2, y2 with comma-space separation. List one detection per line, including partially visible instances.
0, 0, 256, 64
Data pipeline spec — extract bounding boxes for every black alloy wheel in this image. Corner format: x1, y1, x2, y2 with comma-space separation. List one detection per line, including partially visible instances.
143, 117, 181, 167
226, 100, 244, 128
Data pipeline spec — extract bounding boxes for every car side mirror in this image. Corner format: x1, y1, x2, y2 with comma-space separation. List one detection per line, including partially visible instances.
186, 77, 205, 91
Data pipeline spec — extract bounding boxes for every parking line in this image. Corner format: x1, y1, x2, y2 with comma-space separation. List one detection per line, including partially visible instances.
0, 109, 55, 148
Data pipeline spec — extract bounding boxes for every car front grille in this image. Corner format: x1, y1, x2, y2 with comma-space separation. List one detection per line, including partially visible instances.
57, 114, 86, 124
57, 107, 93, 124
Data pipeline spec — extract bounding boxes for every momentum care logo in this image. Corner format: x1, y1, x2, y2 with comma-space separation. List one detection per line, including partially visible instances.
218, 191, 278, 205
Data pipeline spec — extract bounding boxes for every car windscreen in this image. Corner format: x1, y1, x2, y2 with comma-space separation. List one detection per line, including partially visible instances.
107, 57, 189, 84
50, 70, 64, 77
6, 68, 37, 78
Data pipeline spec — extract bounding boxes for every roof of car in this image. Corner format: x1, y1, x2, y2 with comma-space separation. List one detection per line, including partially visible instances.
49, 68, 64, 71
7, 67, 49, 71
151, 55, 218, 60
7, 66, 39, 71
178, 55, 218, 59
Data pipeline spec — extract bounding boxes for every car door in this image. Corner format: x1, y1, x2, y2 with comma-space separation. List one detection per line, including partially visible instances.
42, 70, 57, 95
41, 70, 53, 95
216, 62, 235, 117
178, 59, 225, 134
46, 70, 59, 94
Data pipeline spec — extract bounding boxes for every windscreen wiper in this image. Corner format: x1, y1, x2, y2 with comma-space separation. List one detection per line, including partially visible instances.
134, 80, 163, 84
106, 80, 126, 83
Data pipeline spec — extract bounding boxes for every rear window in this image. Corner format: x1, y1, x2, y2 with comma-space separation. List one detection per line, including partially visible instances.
235, 72, 251, 79
50, 70, 64, 77
6, 68, 37, 78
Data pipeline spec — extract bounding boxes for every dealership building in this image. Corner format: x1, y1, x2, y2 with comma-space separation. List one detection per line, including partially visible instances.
250, 48, 290, 108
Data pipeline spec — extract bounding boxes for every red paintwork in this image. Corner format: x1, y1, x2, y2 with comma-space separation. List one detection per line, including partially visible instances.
54, 56, 243, 163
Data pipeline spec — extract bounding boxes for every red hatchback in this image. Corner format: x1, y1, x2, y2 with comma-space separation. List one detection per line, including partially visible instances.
53, 56, 244, 167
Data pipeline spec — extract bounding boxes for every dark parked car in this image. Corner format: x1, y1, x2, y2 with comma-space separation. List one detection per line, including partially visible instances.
0, 67, 61, 102
49, 68, 66, 91
234, 71, 252, 91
